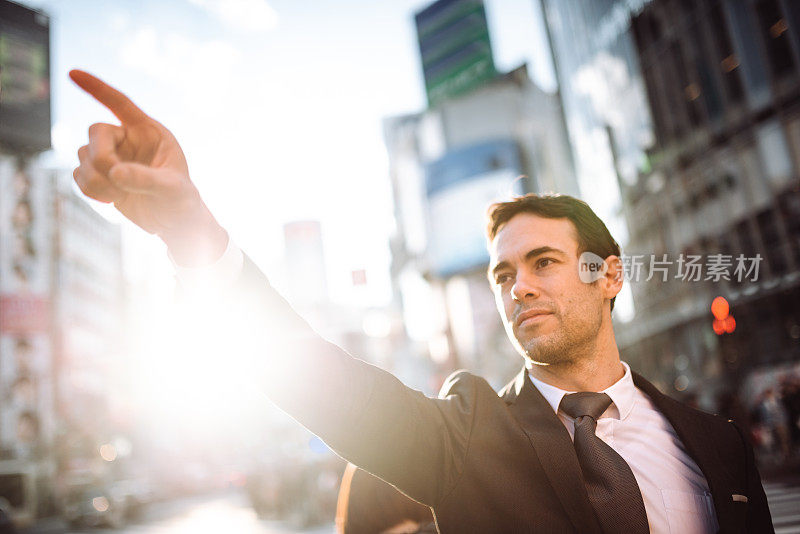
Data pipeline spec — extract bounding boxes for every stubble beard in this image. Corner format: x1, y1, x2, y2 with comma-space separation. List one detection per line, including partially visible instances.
517, 305, 603, 367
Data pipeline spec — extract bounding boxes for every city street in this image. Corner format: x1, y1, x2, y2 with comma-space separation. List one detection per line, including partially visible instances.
14, 476, 800, 533
766, 479, 800, 534
80, 480, 800, 534
24, 491, 334, 534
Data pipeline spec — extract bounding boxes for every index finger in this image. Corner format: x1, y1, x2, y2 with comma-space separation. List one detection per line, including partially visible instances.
69, 69, 149, 125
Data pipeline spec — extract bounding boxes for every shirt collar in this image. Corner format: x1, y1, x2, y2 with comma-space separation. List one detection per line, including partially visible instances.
527, 361, 637, 421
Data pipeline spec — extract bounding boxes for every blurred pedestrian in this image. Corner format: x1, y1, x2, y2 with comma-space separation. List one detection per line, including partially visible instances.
780, 375, 800, 450
758, 388, 791, 461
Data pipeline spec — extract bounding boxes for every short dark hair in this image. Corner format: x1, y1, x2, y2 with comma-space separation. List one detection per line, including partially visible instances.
486, 193, 621, 312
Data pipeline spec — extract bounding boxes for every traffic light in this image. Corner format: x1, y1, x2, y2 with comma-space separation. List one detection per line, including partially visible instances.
711, 296, 736, 334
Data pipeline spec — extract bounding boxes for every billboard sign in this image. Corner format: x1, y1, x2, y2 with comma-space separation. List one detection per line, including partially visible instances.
425, 139, 523, 277
415, 0, 496, 107
0, 294, 49, 334
0, 0, 51, 152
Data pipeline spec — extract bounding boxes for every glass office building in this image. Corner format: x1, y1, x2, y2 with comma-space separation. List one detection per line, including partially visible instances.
543, 0, 800, 412
541, 0, 655, 244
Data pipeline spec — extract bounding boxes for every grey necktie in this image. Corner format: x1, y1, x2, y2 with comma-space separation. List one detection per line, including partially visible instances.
559, 392, 649, 534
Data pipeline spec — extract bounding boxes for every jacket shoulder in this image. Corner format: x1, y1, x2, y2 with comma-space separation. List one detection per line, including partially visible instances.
656, 386, 738, 429
654, 389, 747, 459
634, 372, 742, 445
437, 369, 495, 399
496, 374, 518, 400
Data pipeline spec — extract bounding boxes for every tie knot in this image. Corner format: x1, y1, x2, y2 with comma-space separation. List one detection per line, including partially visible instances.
559, 392, 612, 420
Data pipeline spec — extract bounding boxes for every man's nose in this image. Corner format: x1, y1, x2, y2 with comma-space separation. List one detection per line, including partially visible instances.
511, 272, 541, 302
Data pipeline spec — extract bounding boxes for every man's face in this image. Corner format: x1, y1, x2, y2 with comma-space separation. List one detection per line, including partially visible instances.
488, 213, 607, 365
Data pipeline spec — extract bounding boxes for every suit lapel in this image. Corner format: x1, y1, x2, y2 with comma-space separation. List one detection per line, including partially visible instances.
502, 367, 603, 534
632, 372, 737, 533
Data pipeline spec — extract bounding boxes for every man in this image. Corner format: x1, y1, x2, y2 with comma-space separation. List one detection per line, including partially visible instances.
69, 70, 772, 533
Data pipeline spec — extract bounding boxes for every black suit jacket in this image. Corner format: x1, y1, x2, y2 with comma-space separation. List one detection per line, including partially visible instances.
217, 255, 773, 533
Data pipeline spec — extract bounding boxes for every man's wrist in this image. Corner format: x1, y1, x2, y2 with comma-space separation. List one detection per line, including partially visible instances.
170, 231, 244, 292
161, 212, 228, 268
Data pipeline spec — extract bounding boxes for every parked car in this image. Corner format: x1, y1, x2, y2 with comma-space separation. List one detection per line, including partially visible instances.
0, 461, 36, 529
63, 480, 146, 529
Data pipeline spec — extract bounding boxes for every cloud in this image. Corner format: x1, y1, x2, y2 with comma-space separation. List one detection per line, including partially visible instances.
118, 26, 242, 96
188, 0, 278, 32
109, 10, 130, 32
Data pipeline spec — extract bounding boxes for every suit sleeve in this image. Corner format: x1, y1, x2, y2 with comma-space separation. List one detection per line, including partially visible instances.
731, 422, 774, 533
213, 254, 474, 506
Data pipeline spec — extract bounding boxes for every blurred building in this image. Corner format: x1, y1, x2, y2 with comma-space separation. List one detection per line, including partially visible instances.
383, 0, 578, 389
282, 221, 402, 382
0, 1, 54, 524
0, 157, 56, 524
540, 0, 656, 247
0, 157, 125, 522
542, 0, 800, 408
51, 171, 125, 498
619, 0, 800, 408
1, 2, 126, 517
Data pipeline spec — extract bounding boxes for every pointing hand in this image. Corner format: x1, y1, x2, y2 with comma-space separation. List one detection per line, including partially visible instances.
70, 70, 227, 266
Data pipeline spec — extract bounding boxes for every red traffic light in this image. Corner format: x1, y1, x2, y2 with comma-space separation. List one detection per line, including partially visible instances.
713, 318, 726, 335
711, 296, 729, 320
712, 314, 736, 335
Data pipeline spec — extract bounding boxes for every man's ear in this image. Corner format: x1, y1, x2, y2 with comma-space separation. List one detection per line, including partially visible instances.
602, 255, 624, 300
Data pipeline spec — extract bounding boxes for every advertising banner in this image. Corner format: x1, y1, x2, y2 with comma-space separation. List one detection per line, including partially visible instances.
425, 139, 524, 277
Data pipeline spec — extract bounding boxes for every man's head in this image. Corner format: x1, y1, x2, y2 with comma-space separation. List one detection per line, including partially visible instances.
486, 194, 622, 366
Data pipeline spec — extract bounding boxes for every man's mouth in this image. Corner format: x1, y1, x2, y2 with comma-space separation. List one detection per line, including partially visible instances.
515, 309, 553, 327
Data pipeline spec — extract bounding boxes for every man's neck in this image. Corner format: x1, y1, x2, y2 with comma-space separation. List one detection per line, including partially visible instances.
527, 324, 625, 392
529, 357, 625, 392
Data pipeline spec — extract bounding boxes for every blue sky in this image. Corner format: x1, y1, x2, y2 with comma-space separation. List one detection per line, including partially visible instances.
22, 0, 555, 306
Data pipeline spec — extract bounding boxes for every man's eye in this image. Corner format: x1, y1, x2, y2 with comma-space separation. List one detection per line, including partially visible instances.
537, 258, 555, 268
495, 274, 512, 285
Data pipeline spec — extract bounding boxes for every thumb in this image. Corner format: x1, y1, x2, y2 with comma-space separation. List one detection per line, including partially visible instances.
108, 162, 176, 194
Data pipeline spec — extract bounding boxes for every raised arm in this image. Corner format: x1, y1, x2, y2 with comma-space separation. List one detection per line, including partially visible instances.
70, 71, 474, 506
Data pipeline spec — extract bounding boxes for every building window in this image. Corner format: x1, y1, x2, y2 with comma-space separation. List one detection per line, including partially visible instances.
688, 20, 723, 121
756, 207, 788, 277
671, 42, 705, 128
707, 0, 745, 105
778, 186, 800, 267
755, 119, 794, 187
755, 0, 796, 80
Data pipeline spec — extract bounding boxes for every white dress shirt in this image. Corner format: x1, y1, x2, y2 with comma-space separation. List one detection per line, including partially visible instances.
528, 362, 719, 534
173, 239, 720, 534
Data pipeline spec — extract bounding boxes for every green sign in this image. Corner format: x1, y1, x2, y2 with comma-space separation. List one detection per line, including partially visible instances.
415, 0, 497, 107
